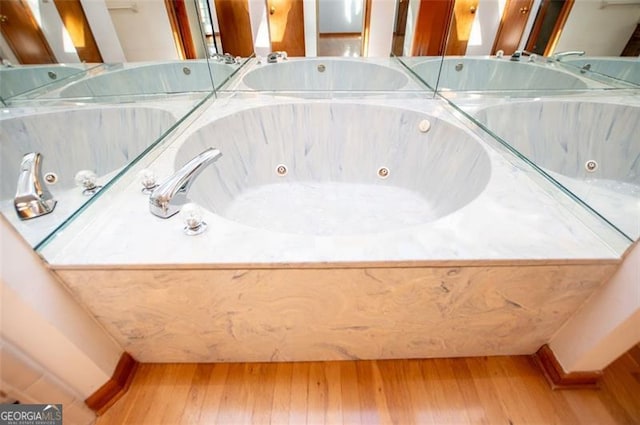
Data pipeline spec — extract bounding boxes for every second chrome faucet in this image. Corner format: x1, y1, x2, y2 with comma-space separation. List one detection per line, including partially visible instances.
149, 147, 222, 218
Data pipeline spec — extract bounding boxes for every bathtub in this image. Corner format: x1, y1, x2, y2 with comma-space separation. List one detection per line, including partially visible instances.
239, 58, 411, 91
0, 106, 178, 246
43, 98, 626, 363
475, 100, 640, 240
410, 57, 591, 91
0, 64, 90, 99
57, 61, 237, 97
562, 57, 640, 86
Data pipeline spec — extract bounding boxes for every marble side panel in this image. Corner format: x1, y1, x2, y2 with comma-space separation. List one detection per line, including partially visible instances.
55, 263, 617, 363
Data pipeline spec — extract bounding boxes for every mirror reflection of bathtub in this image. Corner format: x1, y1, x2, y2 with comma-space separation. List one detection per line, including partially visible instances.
409, 57, 595, 91
475, 100, 640, 240
43, 61, 239, 98
0, 64, 95, 100
0, 106, 179, 246
560, 57, 640, 86
228, 58, 418, 93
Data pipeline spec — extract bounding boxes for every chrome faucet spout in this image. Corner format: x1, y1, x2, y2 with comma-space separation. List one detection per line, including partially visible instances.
551, 50, 586, 61
149, 147, 222, 219
267, 51, 287, 63
14, 152, 57, 220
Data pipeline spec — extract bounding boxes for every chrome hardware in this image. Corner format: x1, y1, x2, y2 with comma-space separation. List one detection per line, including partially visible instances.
267, 51, 287, 63
585, 160, 598, 172
377, 167, 390, 179
14, 153, 57, 220
149, 147, 222, 219
181, 203, 207, 235
455, 63, 463, 71
550, 50, 586, 61
183, 67, 191, 75
276, 164, 288, 176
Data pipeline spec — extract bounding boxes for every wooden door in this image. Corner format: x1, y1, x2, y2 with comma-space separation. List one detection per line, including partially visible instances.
411, 0, 454, 56
491, 0, 534, 55
53, 0, 103, 62
213, 0, 254, 56
392, 0, 410, 56
0, 0, 56, 64
165, 0, 197, 59
525, 0, 573, 56
445, 0, 479, 55
267, 0, 305, 56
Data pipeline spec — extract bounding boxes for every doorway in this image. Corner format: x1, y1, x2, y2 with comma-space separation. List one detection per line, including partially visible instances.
0, 0, 56, 64
317, 0, 367, 56
267, 0, 306, 56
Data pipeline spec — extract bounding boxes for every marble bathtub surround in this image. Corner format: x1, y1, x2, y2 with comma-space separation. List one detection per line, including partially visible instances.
54, 262, 619, 363
41, 95, 634, 364
40, 96, 631, 265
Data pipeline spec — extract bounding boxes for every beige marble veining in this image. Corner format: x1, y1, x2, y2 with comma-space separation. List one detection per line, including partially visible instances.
54, 263, 618, 363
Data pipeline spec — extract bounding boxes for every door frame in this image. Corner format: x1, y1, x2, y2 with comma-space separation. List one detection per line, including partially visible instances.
525, 0, 574, 56
165, 0, 197, 60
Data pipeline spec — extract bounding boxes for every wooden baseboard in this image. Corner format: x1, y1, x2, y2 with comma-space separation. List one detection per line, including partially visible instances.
534, 344, 602, 389
85, 352, 138, 415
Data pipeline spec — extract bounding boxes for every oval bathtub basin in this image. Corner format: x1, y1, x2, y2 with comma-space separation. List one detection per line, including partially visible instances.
0, 64, 88, 99
177, 102, 491, 235
242, 59, 409, 91
563, 57, 640, 86
475, 101, 640, 239
0, 106, 177, 246
411, 58, 590, 91
59, 61, 234, 97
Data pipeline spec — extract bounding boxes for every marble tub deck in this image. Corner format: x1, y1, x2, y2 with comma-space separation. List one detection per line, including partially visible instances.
43, 95, 630, 363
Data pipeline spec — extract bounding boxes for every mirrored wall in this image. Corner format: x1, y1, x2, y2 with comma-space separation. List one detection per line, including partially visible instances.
395, 0, 640, 91
0, 0, 231, 248
414, 0, 640, 242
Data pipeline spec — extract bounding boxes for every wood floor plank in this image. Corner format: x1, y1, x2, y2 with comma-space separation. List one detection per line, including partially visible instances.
464, 357, 509, 424
269, 362, 293, 425
338, 360, 362, 424
95, 351, 640, 425
179, 364, 213, 424
288, 361, 309, 424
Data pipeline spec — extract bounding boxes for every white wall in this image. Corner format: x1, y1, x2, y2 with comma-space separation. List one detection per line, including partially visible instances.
79, 0, 126, 62
304, 0, 318, 56
105, 0, 178, 61
318, 0, 364, 33
555, 0, 640, 55
25, 0, 80, 63
0, 216, 123, 398
403, 0, 420, 56
248, 0, 271, 57
0, 32, 19, 64
550, 242, 640, 372
464, 0, 506, 55
367, 0, 395, 56
1, 339, 96, 425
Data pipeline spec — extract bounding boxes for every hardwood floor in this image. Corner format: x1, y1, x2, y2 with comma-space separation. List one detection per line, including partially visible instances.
97, 347, 640, 424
